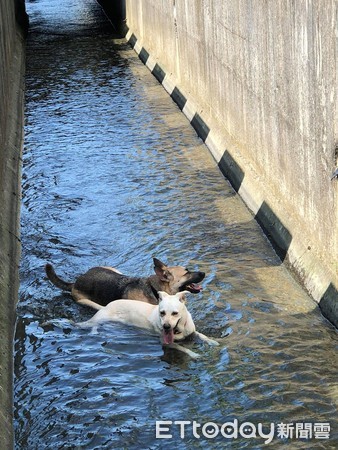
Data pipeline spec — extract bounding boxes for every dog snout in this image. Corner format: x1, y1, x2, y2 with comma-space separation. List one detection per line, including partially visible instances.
163, 323, 172, 330
198, 271, 205, 280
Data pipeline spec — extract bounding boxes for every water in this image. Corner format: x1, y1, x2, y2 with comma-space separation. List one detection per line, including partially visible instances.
15, 0, 338, 448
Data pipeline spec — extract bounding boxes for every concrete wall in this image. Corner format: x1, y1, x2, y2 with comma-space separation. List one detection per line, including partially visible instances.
0, 0, 27, 447
122, 0, 338, 326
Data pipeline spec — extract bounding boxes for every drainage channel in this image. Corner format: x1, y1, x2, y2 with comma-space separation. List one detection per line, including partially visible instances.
15, 0, 338, 448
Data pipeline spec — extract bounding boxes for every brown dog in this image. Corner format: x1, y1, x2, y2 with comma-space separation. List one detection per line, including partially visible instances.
45, 258, 205, 309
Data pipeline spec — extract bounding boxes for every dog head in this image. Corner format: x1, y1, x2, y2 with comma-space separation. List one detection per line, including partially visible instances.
157, 291, 189, 345
153, 258, 205, 295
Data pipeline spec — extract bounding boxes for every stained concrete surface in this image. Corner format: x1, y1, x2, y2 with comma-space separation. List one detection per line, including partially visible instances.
0, 0, 27, 447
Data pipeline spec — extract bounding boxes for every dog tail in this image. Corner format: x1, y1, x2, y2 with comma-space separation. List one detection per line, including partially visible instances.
45, 263, 73, 292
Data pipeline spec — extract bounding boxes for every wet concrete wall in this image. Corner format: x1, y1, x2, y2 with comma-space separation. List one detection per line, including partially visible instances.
121, 0, 338, 326
0, 0, 27, 447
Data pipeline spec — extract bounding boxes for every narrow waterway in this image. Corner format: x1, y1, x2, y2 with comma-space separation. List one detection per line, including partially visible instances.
15, 0, 338, 448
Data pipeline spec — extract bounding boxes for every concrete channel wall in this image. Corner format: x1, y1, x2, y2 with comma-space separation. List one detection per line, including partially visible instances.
0, 0, 27, 447
117, 0, 338, 326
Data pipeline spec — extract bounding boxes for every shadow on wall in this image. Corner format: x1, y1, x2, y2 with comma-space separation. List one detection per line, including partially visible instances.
15, 0, 29, 33
97, 0, 126, 36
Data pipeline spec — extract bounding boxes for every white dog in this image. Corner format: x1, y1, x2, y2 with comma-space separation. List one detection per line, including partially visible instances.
77, 291, 219, 358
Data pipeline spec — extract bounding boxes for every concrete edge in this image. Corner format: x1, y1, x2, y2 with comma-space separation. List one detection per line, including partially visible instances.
0, 22, 26, 450
124, 29, 338, 329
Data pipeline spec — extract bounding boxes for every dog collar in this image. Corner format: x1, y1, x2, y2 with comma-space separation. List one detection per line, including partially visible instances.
173, 318, 187, 334
174, 318, 181, 332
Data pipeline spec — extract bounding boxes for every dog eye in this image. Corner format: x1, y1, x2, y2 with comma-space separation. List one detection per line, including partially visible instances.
172, 311, 179, 316
160, 311, 165, 316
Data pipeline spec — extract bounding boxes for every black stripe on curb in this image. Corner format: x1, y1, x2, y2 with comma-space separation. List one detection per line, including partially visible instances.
139, 47, 149, 64
319, 283, 338, 329
191, 113, 210, 142
171, 86, 187, 111
254, 201, 292, 262
152, 63, 166, 84
218, 150, 245, 193
128, 33, 137, 48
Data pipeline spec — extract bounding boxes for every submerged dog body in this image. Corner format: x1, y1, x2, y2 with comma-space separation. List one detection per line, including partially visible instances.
46, 258, 205, 308
77, 291, 219, 358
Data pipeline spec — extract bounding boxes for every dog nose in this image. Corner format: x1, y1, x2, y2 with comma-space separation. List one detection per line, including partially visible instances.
199, 271, 205, 279
163, 323, 171, 330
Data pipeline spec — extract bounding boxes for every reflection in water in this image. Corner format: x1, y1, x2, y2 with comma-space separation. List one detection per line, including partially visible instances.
15, 0, 338, 448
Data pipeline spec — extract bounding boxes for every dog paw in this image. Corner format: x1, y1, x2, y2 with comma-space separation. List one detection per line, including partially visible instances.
188, 350, 202, 359
182, 347, 202, 359
208, 339, 220, 347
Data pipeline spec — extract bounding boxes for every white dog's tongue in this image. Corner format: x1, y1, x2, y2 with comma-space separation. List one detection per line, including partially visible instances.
162, 328, 174, 345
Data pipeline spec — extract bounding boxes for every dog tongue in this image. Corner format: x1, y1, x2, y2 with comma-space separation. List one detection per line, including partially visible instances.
162, 328, 174, 345
187, 283, 203, 293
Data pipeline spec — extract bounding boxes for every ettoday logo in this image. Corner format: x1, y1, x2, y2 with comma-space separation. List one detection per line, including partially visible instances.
156, 420, 276, 444
155, 420, 330, 444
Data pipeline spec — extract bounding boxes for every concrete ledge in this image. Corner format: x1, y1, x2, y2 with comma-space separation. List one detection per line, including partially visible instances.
124, 28, 338, 328
0, 1, 27, 447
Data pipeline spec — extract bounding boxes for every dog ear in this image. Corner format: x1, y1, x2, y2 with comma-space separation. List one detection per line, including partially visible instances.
153, 258, 172, 281
153, 258, 167, 270
178, 291, 189, 303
